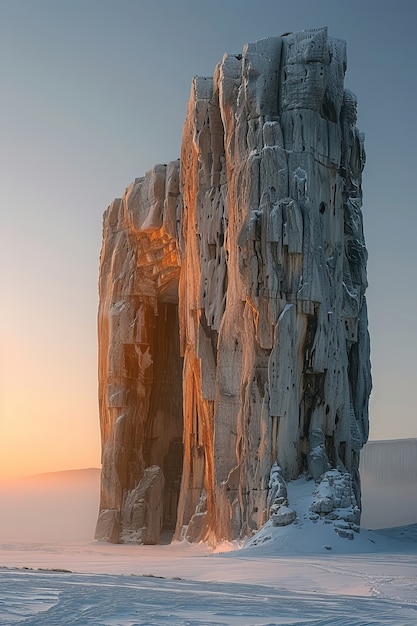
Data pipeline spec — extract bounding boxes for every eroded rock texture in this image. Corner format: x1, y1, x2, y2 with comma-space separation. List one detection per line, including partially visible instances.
95, 27, 371, 545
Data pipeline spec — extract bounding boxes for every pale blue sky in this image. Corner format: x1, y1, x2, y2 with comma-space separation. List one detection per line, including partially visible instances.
0, 0, 416, 476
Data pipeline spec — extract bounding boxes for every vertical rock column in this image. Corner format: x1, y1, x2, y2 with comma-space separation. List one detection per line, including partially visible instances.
95, 162, 183, 543
95, 27, 371, 546
175, 27, 371, 543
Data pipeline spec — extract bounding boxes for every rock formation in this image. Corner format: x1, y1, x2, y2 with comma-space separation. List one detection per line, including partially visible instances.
95, 27, 371, 546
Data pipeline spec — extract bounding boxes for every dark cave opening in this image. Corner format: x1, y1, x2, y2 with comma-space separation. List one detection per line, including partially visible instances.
144, 300, 184, 534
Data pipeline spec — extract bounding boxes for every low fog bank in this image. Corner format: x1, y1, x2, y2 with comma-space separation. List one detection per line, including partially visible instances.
1, 440, 416, 543
360, 438, 417, 529
0, 468, 100, 543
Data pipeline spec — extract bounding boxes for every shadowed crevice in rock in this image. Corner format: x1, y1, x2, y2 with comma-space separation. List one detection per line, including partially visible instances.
144, 301, 183, 533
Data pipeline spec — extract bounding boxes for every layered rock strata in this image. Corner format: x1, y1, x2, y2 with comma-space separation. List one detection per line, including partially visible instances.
95, 27, 371, 545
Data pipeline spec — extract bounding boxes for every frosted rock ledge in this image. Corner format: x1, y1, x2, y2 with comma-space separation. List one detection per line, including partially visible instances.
95, 27, 371, 546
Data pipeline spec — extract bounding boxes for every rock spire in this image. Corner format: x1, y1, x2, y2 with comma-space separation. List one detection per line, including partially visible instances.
95, 27, 371, 545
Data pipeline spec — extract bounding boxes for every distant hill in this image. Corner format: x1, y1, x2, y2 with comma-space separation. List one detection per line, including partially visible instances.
360, 439, 417, 529
0, 467, 101, 543
360, 439, 417, 482
21, 467, 101, 486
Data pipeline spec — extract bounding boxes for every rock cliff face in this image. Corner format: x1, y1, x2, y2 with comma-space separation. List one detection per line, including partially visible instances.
95, 27, 371, 546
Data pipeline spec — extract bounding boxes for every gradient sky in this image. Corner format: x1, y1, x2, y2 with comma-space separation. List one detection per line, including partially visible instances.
1, 0, 416, 479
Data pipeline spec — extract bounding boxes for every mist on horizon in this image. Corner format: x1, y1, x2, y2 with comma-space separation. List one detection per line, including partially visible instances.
0, 441, 416, 544
0, 468, 100, 543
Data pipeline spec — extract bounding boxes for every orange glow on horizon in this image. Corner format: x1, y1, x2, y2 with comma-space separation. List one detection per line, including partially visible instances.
0, 334, 101, 481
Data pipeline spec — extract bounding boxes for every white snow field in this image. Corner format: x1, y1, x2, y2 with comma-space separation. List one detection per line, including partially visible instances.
1, 474, 417, 625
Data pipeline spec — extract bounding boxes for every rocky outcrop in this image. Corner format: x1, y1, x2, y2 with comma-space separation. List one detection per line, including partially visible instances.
95, 27, 371, 545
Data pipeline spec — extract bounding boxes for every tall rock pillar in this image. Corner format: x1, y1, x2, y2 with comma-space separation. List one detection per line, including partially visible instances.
95, 28, 371, 545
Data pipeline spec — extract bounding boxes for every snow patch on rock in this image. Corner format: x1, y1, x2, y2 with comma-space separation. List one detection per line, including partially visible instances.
247, 474, 364, 552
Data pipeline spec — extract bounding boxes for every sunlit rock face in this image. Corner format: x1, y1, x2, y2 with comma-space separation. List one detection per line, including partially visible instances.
95, 27, 371, 545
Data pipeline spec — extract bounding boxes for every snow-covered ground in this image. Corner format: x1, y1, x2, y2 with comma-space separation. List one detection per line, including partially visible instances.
1, 475, 417, 625
1, 528, 417, 624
